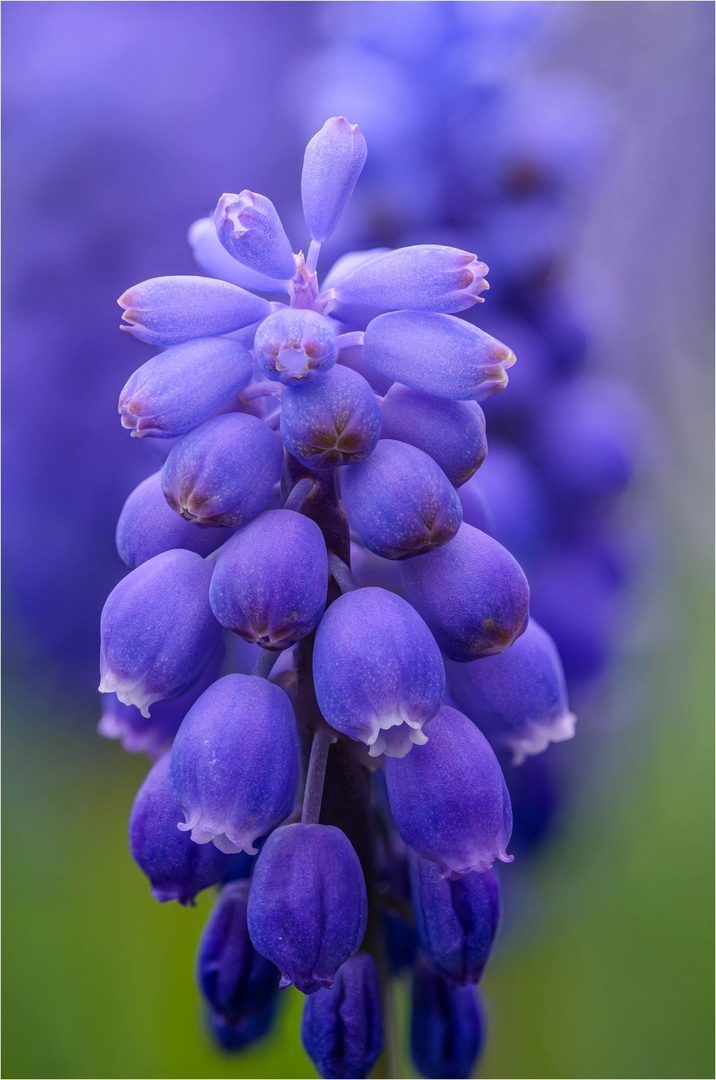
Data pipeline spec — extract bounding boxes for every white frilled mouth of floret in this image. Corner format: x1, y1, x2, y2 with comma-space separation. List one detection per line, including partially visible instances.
98, 669, 163, 719
509, 710, 577, 767
364, 713, 429, 759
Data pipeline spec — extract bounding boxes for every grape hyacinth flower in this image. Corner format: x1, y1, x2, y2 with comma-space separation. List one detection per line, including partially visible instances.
102, 114, 575, 1076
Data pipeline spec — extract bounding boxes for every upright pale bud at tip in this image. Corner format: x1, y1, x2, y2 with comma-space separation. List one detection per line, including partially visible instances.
215, 191, 296, 281
302, 117, 367, 242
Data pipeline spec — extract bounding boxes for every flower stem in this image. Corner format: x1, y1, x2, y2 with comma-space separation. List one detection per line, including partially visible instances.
336, 330, 365, 350
283, 477, 316, 513
301, 724, 333, 825
251, 649, 280, 679
328, 552, 359, 592
306, 239, 321, 275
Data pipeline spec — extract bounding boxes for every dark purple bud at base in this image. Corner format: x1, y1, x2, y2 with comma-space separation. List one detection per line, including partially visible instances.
99, 549, 221, 716
401, 523, 529, 662
410, 853, 499, 985
448, 619, 576, 764
169, 674, 299, 854
209, 509, 327, 649
411, 958, 485, 1080
385, 706, 513, 878
341, 439, 462, 560
280, 363, 381, 469
255, 308, 337, 384
118, 338, 253, 439
380, 386, 487, 488
247, 823, 367, 994
161, 413, 284, 527
301, 954, 383, 1080
116, 471, 228, 569
128, 753, 231, 905
198, 881, 280, 1028
313, 587, 445, 758
207, 997, 279, 1053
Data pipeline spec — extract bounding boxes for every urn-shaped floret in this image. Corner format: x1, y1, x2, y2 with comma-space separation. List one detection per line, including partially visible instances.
116, 471, 228, 569
118, 337, 254, 439
363, 311, 515, 399
197, 880, 280, 1028
384, 706, 513, 878
247, 823, 367, 994
210, 510, 328, 649
447, 619, 576, 764
161, 413, 284, 527
401, 523, 529, 662
332, 246, 489, 314
280, 363, 381, 469
301, 954, 384, 1080
341, 439, 463, 559
410, 853, 500, 985
99, 549, 221, 717
255, 308, 337, 384
118, 275, 269, 346
410, 958, 485, 1080
169, 674, 299, 855
313, 587, 445, 758
380, 386, 487, 488
128, 752, 233, 904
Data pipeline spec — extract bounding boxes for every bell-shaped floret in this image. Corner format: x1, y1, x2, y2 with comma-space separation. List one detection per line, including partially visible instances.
447, 619, 576, 765
215, 191, 296, 280
116, 471, 229, 569
197, 881, 280, 1028
247, 823, 367, 994
210, 510, 327, 649
363, 311, 515, 399
331, 247, 488, 314
169, 674, 299, 855
401, 523, 529, 661
254, 308, 337, 384
118, 337, 253, 439
98, 643, 224, 757
99, 549, 221, 717
281, 363, 381, 469
161, 413, 284, 527
380, 386, 487, 488
302, 117, 367, 242
128, 752, 233, 904
301, 954, 383, 1080
313, 587, 445, 758
341, 439, 462, 559
118, 275, 270, 346
384, 706, 513, 878
410, 853, 499, 985
410, 958, 485, 1080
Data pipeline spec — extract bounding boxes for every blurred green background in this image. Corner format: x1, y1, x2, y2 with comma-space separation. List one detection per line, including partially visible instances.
3, 3, 714, 1079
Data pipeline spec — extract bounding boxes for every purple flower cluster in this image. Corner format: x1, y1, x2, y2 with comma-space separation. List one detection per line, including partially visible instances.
100, 114, 578, 1077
